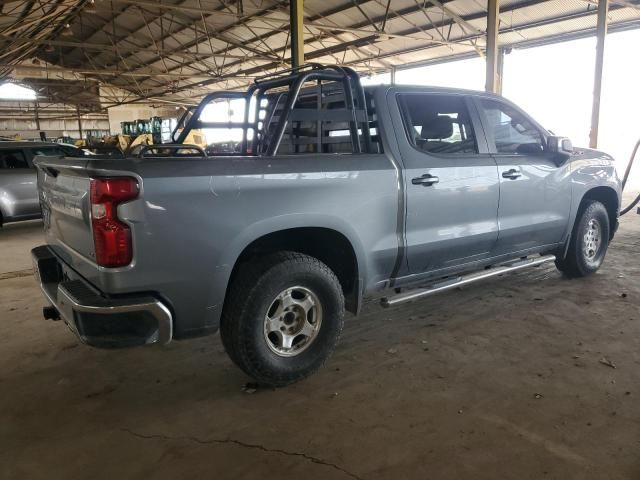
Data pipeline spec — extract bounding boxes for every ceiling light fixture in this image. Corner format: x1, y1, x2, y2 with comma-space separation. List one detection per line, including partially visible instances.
85, 0, 97, 13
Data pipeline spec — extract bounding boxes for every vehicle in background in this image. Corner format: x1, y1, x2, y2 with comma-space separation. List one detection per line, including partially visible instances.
82, 144, 125, 157
205, 141, 240, 155
56, 142, 96, 156
0, 141, 86, 226
54, 136, 77, 145
31, 66, 621, 387
121, 116, 177, 144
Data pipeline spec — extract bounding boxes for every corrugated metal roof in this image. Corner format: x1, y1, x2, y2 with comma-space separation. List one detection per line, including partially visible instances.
1, 0, 639, 105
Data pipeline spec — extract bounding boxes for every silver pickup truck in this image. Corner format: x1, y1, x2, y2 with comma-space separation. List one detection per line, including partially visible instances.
31, 66, 621, 386
0, 141, 86, 226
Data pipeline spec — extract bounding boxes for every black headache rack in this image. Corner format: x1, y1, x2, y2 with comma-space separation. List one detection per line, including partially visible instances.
169, 64, 377, 157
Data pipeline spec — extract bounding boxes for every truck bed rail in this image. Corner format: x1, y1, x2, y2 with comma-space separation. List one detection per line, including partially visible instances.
173, 65, 373, 157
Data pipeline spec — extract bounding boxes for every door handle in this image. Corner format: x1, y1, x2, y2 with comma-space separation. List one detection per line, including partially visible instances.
502, 168, 522, 180
412, 173, 440, 186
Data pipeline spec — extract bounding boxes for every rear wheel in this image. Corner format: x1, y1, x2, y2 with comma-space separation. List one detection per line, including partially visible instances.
220, 251, 345, 386
556, 200, 610, 278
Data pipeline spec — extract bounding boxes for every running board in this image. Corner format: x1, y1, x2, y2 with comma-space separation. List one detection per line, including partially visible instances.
380, 254, 556, 308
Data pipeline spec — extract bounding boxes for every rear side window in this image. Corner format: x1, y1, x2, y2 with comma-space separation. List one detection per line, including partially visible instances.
263, 85, 380, 155
478, 99, 544, 155
398, 94, 478, 155
278, 88, 353, 154
274, 88, 356, 155
0, 149, 29, 169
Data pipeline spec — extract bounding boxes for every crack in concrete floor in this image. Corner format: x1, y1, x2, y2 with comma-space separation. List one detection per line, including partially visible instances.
120, 428, 364, 480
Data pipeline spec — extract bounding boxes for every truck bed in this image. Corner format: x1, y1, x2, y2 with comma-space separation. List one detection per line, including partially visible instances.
34, 152, 400, 338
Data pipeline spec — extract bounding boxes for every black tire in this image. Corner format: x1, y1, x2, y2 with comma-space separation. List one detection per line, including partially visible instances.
556, 200, 610, 278
220, 251, 345, 387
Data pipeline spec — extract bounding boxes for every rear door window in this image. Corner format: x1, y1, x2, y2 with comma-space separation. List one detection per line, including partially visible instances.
0, 149, 29, 169
397, 94, 478, 155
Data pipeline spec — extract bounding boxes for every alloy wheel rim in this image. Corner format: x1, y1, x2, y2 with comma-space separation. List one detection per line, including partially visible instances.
263, 286, 322, 357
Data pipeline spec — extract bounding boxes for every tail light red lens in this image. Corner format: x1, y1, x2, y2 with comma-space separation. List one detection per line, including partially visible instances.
90, 177, 139, 267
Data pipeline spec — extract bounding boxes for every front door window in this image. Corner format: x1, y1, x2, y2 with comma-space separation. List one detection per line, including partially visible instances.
479, 99, 544, 155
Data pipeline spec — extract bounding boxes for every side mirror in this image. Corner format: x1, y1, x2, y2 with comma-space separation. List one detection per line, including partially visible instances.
546, 136, 573, 163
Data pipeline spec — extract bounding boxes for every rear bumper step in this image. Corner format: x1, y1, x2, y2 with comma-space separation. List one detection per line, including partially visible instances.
31, 245, 173, 348
381, 254, 557, 307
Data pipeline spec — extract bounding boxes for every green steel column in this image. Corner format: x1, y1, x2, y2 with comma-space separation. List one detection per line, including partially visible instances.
485, 0, 499, 93
590, 0, 609, 149
290, 0, 304, 68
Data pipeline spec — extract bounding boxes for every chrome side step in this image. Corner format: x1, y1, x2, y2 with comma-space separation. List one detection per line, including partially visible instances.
380, 254, 556, 308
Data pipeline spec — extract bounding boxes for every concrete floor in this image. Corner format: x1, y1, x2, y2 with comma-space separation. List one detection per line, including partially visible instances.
1, 207, 639, 480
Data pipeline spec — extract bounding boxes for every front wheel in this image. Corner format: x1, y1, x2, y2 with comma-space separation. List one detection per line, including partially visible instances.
220, 251, 345, 387
556, 200, 610, 278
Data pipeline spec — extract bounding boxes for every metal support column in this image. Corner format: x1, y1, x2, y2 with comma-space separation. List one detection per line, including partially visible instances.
390, 66, 397, 85
590, 0, 609, 149
290, 0, 304, 68
34, 101, 41, 130
485, 0, 500, 94
495, 47, 506, 95
76, 105, 83, 140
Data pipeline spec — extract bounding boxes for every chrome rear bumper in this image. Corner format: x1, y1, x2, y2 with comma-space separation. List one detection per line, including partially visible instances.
32, 245, 173, 348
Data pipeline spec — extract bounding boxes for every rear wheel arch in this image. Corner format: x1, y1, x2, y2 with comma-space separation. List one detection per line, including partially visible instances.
224, 227, 361, 315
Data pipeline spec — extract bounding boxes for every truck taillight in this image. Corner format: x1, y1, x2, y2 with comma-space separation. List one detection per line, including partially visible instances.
90, 177, 139, 267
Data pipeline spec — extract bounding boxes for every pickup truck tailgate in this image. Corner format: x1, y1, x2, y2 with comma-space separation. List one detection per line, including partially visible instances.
36, 159, 96, 262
